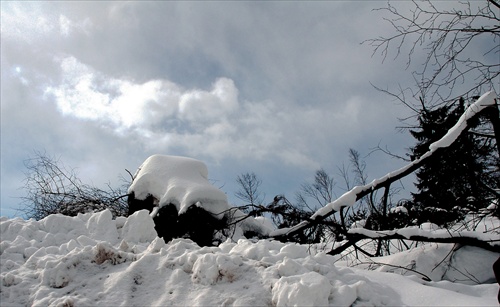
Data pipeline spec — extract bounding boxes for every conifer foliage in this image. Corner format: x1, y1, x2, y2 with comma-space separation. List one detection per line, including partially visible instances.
409, 98, 499, 226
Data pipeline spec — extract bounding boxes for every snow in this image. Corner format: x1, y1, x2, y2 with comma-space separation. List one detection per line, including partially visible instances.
351, 219, 367, 229
348, 225, 499, 243
1, 210, 498, 306
128, 154, 272, 240
429, 91, 496, 151
354, 268, 497, 307
312, 186, 363, 218
390, 206, 408, 214
253, 216, 276, 234
3, 92, 498, 305
273, 92, 498, 237
128, 154, 229, 217
355, 242, 498, 284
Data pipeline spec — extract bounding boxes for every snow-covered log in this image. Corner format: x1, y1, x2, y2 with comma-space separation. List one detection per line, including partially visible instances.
127, 154, 272, 245
270, 91, 498, 240
128, 154, 229, 217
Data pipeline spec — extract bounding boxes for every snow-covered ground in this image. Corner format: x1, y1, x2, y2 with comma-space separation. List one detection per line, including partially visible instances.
1, 209, 498, 306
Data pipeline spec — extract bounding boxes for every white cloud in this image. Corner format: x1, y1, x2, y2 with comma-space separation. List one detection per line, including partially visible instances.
2, 4, 92, 42
47, 57, 177, 129
59, 14, 92, 37
179, 78, 238, 123
47, 53, 403, 173
59, 15, 72, 36
1, 4, 53, 41
43, 56, 332, 169
1, 1, 430, 216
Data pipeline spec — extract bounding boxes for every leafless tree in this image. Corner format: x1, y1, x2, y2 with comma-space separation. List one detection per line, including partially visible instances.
235, 172, 264, 209
296, 168, 336, 212
367, 0, 499, 109
367, 0, 499, 206
269, 93, 499, 255
356, 0, 500, 256
20, 151, 129, 220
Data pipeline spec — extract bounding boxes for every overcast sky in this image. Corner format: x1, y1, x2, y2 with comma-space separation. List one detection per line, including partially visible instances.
1, 1, 469, 217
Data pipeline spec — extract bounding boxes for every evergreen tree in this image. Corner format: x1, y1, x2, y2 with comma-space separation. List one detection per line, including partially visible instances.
409, 98, 497, 226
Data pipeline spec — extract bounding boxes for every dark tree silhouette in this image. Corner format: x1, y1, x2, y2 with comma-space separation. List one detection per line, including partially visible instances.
409, 98, 499, 226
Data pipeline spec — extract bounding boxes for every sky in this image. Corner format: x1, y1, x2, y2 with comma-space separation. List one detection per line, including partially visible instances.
2, 1, 492, 218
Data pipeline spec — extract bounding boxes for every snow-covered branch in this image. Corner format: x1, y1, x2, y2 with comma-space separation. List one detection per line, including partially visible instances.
342, 227, 500, 253
270, 91, 497, 239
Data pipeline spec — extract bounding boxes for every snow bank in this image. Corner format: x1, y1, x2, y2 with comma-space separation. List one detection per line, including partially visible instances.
128, 154, 229, 217
1, 210, 497, 306
358, 243, 498, 284
0, 210, 397, 306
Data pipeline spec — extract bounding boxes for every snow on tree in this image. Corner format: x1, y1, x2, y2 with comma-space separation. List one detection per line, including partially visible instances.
128, 154, 270, 246
408, 98, 498, 226
270, 91, 499, 254
128, 155, 229, 217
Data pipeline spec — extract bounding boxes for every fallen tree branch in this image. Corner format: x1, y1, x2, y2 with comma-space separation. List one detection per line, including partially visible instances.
348, 228, 500, 253
269, 92, 498, 245
327, 227, 500, 255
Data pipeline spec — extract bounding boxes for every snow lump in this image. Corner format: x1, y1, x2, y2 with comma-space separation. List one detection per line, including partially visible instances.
127, 154, 270, 246
128, 154, 229, 216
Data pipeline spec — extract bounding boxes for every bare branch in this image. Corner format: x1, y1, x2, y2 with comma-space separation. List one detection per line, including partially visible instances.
338, 228, 499, 253
270, 92, 497, 243
235, 172, 264, 207
368, 0, 500, 107
20, 151, 129, 219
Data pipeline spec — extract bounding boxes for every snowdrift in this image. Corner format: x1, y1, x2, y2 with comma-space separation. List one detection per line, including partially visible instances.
1, 210, 498, 306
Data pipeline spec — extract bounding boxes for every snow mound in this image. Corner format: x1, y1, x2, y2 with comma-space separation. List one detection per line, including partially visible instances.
363, 243, 498, 284
127, 155, 272, 244
0, 210, 401, 306
128, 154, 229, 216
1, 210, 497, 306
